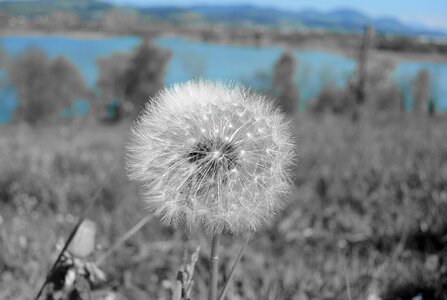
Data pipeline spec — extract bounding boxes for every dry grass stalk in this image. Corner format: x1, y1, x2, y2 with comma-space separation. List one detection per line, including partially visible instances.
173, 246, 200, 300
34, 164, 118, 300
95, 214, 153, 266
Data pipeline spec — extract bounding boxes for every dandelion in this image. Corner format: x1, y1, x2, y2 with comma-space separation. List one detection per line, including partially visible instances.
127, 80, 294, 235
126, 80, 295, 300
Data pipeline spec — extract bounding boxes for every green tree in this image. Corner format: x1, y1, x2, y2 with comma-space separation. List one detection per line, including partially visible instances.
96, 52, 131, 122
8, 48, 54, 124
96, 41, 171, 119
364, 58, 401, 113
96, 52, 131, 103
8, 48, 88, 124
123, 40, 172, 111
50, 56, 89, 109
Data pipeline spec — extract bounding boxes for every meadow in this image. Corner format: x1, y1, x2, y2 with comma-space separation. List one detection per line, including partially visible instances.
1, 112, 446, 299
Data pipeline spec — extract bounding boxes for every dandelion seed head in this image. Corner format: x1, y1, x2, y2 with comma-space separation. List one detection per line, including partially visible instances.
127, 80, 295, 235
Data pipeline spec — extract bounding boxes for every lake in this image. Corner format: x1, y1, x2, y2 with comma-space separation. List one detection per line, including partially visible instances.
0, 35, 446, 122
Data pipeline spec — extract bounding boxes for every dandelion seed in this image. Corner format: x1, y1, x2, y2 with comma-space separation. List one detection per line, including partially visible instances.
126, 80, 295, 235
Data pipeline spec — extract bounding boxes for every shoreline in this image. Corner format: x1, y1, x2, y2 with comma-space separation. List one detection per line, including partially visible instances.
1, 29, 446, 64
0, 30, 117, 39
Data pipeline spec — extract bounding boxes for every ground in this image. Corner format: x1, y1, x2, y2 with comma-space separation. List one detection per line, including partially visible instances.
0, 113, 446, 299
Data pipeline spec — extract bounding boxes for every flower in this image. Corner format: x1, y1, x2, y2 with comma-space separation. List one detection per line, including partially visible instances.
127, 80, 294, 235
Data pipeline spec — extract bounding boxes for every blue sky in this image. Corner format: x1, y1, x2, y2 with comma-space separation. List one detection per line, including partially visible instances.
107, 0, 447, 30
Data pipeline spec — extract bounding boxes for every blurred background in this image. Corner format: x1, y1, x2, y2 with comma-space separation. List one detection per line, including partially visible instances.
0, 0, 447, 299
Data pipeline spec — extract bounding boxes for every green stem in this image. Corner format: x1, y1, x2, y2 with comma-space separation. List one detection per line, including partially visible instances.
209, 233, 220, 300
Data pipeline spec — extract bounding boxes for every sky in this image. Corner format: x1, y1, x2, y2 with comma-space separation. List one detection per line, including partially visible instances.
107, 0, 447, 30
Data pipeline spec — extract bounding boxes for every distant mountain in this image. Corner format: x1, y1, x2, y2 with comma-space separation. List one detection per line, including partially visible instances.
1, 0, 446, 38
0, 0, 113, 20
168, 5, 447, 37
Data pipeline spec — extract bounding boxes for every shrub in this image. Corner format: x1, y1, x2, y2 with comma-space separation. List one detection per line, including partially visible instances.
310, 85, 354, 115
272, 50, 300, 114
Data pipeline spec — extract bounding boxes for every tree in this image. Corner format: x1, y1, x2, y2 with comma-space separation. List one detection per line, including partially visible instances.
348, 25, 374, 121
0, 47, 6, 68
97, 52, 131, 103
8, 48, 88, 124
0, 47, 7, 87
364, 58, 401, 113
96, 41, 171, 119
50, 56, 89, 109
412, 69, 430, 114
122, 40, 171, 111
8, 48, 54, 124
272, 50, 300, 114
353, 26, 374, 106
96, 53, 131, 122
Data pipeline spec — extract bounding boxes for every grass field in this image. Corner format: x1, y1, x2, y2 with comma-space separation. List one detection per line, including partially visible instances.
1, 113, 446, 299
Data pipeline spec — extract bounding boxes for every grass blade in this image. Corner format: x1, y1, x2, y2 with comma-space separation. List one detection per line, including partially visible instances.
218, 236, 249, 300
34, 163, 118, 300
95, 214, 153, 266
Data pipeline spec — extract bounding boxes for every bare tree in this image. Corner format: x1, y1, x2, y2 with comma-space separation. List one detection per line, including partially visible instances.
0, 47, 6, 68
0, 47, 7, 88
353, 25, 374, 106
272, 50, 300, 114
349, 25, 374, 121
412, 69, 430, 114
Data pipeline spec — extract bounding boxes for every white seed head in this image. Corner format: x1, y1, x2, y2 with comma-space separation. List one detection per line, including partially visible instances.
126, 80, 295, 235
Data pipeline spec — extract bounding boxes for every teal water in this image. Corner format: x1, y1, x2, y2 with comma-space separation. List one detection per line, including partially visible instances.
1, 35, 141, 86
394, 62, 447, 111
0, 35, 141, 122
0, 35, 446, 122
156, 37, 356, 110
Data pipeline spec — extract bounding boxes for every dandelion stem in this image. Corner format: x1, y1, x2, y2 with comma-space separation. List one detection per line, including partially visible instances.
209, 233, 220, 300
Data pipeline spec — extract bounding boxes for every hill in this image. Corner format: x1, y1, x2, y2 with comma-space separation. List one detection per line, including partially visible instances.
0, 0, 446, 38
